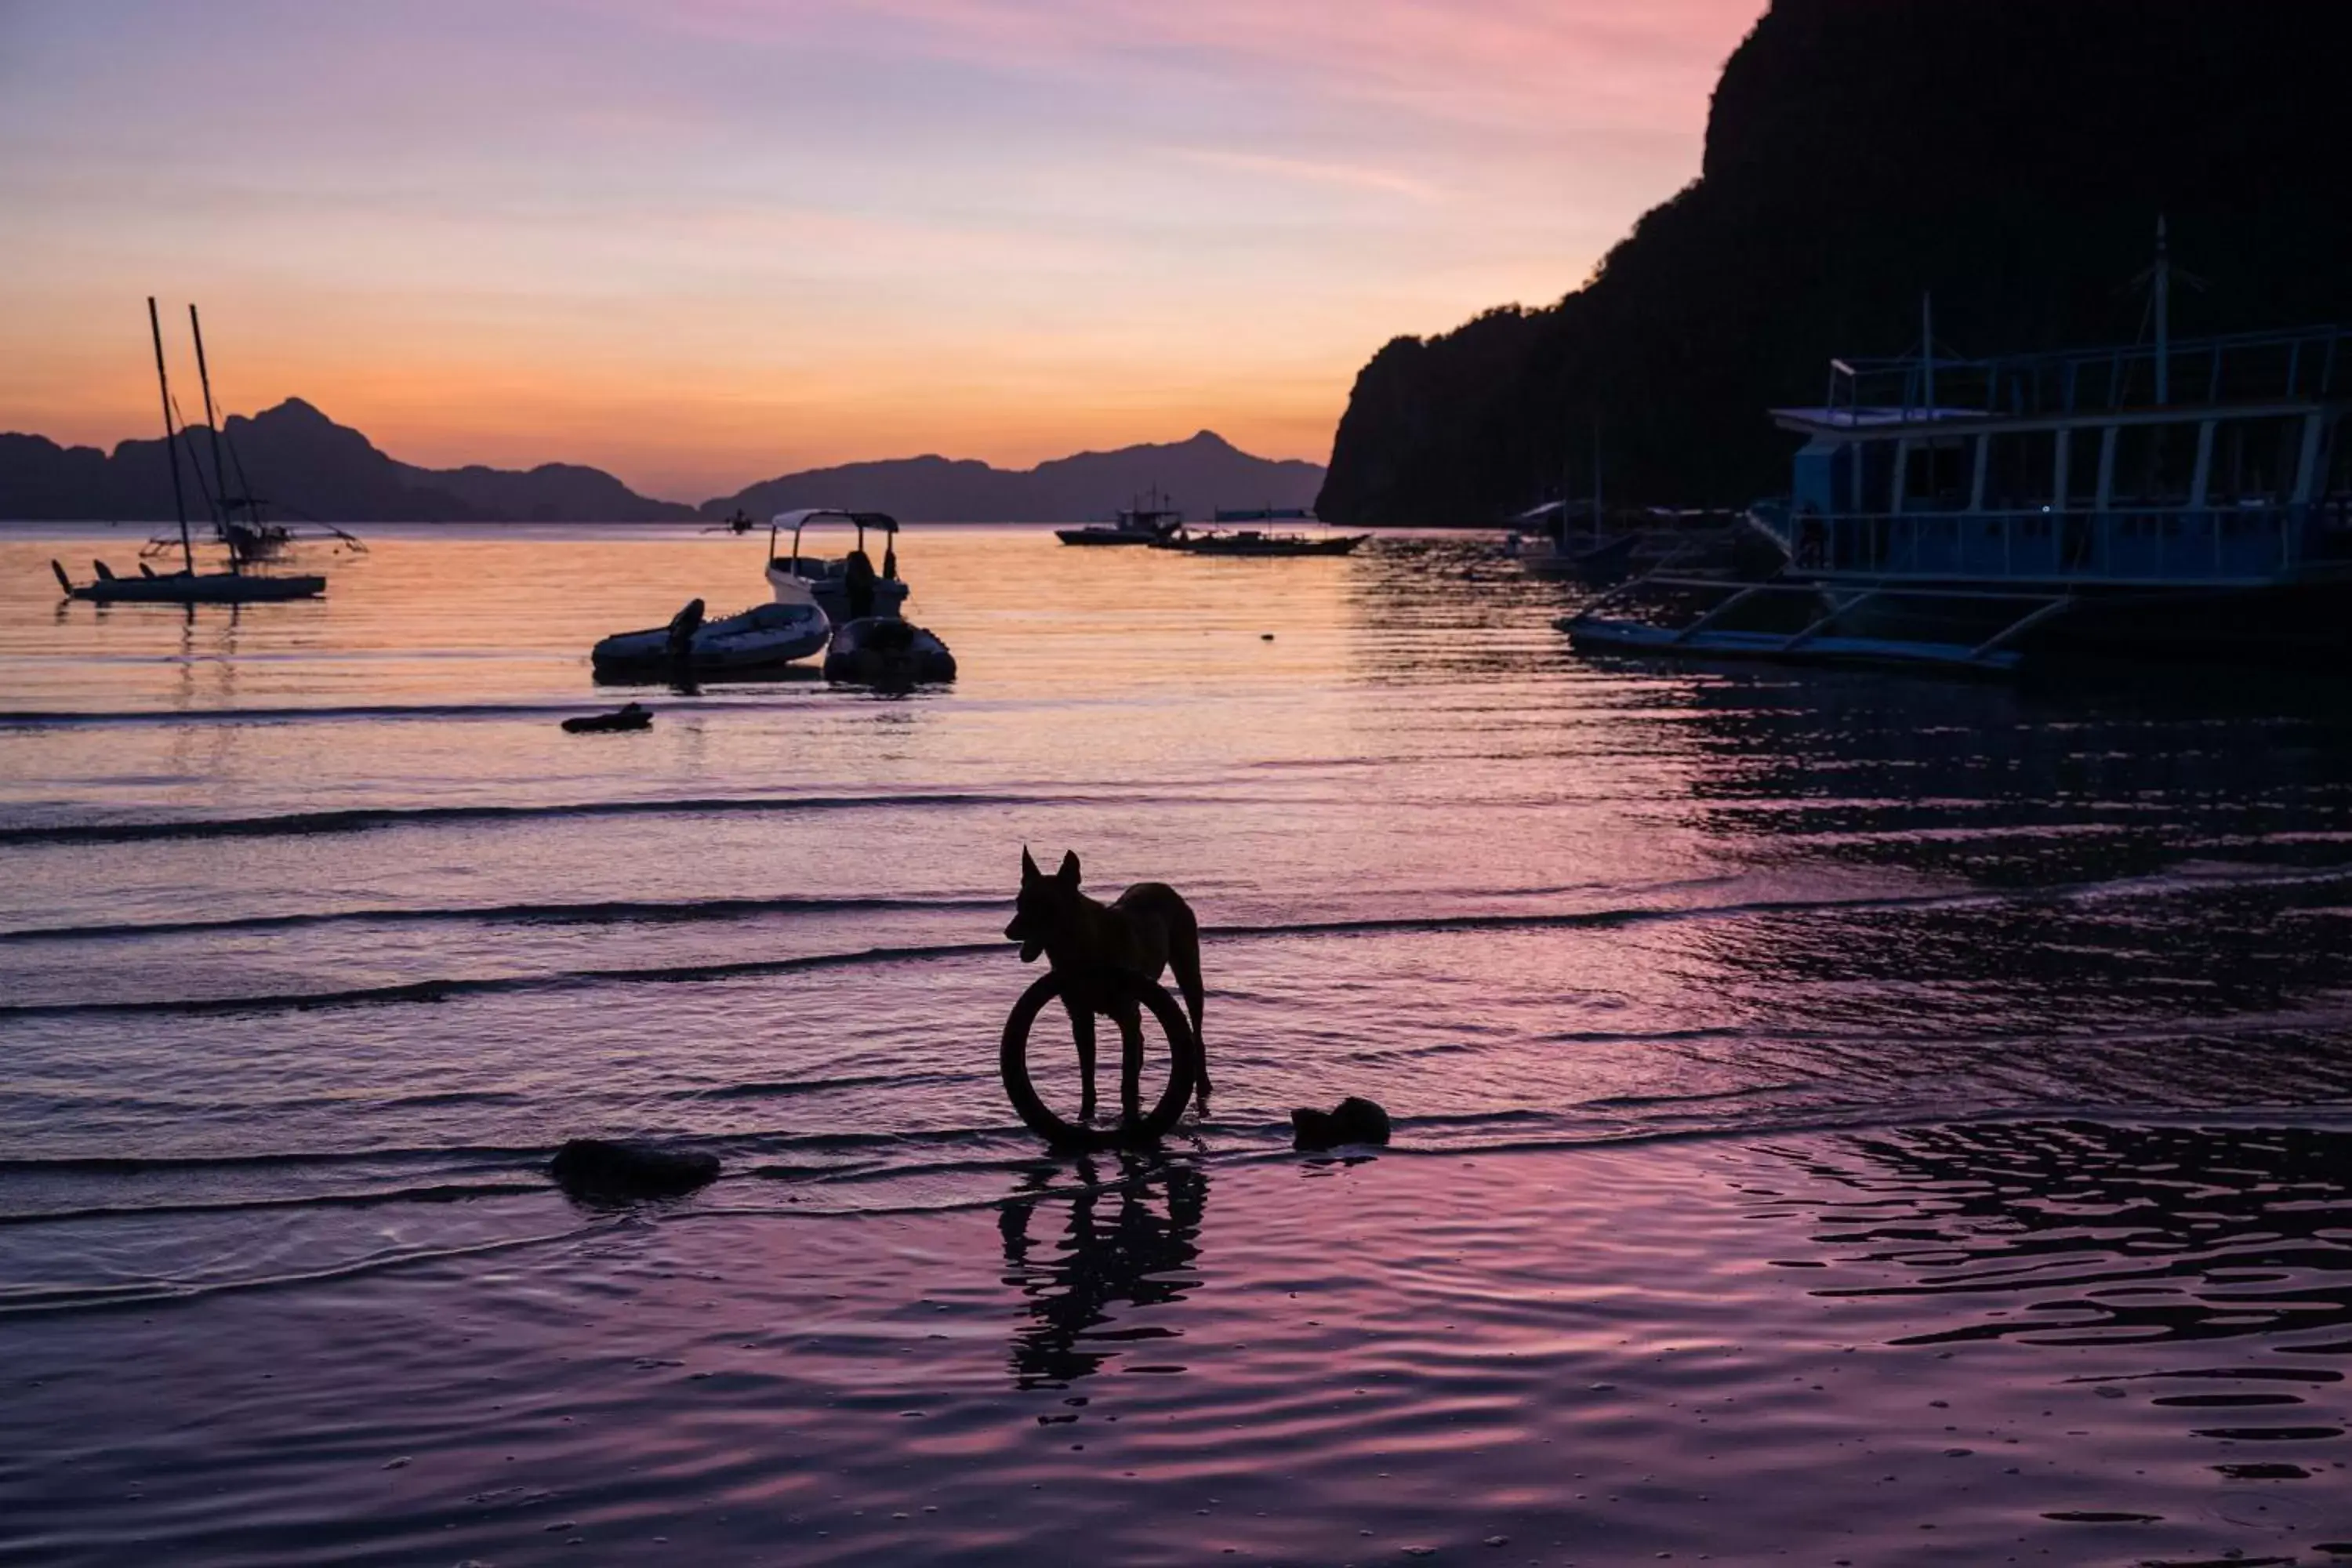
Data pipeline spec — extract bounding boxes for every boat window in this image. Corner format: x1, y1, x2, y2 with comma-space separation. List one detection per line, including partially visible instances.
2208, 415, 2303, 506
2060, 429, 2100, 508
1983, 430, 2058, 510
1859, 441, 1897, 512
1902, 437, 1973, 511
2110, 421, 2198, 507
2325, 416, 2352, 500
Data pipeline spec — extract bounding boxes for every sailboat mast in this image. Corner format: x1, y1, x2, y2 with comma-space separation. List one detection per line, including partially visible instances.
187, 303, 238, 546
147, 296, 194, 575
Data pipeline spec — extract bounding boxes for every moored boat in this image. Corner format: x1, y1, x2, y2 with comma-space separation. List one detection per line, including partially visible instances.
592, 581, 830, 680
1152, 527, 1367, 557
53, 299, 338, 605
54, 560, 324, 604
764, 509, 910, 624
822, 615, 956, 686
1057, 492, 1185, 546
1567, 270, 2352, 673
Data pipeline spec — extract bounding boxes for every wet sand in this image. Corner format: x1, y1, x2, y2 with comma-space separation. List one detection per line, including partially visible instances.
6, 1122, 2350, 1566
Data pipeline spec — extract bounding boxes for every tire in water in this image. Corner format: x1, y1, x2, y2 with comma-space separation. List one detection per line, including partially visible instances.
1000, 970, 1200, 1149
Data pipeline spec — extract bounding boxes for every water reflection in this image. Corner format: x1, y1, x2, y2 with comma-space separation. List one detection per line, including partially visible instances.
1780, 1120, 2352, 1477
997, 1154, 1208, 1390
1675, 666, 2352, 890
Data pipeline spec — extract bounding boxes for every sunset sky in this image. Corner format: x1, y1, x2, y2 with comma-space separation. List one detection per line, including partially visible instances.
0, 0, 1766, 500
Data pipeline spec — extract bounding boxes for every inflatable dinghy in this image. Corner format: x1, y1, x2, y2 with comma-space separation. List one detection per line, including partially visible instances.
822, 616, 956, 686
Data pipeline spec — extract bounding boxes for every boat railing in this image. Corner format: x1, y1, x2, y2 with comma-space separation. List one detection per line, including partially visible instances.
1826, 325, 2350, 423
1786, 500, 2351, 585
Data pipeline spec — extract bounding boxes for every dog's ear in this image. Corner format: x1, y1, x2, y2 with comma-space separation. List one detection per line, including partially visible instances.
1057, 850, 1081, 887
1021, 846, 1040, 884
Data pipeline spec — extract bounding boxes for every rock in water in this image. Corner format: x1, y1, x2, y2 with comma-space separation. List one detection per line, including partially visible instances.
561, 702, 652, 734
549, 1138, 720, 1200
1290, 1096, 1392, 1151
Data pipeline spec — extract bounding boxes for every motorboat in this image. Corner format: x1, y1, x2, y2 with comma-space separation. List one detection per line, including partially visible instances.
822, 616, 956, 686
765, 509, 910, 625
1152, 527, 1367, 557
1057, 494, 1184, 546
591, 579, 830, 680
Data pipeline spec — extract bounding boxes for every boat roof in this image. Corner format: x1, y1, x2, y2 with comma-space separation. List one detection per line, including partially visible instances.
770, 508, 899, 533
1799, 323, 2349, 434
1773, 405, 1988, 432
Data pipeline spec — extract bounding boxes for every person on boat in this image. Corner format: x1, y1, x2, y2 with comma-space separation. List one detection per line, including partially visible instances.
844, 548, 878, 619
1795, 503, 1826, 569
882, 537, 898, 580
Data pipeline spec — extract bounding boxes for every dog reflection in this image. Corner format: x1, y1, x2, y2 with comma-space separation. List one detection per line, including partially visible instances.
999, 1155, 1209, 1389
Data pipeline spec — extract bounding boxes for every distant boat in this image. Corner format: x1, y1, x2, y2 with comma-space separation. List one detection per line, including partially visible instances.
1152, 527, 1367, 557
52, 299, 345, 605
1058, 489, 1184, 546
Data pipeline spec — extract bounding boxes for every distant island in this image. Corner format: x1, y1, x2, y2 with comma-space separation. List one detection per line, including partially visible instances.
701, 430, 1320, 525
1316, 0, 2352, 525
0, 401, 1323, 525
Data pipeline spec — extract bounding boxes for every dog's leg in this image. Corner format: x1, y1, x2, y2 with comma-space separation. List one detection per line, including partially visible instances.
1065, 997, 1098, 1120
1113, 1001, 1145, 1127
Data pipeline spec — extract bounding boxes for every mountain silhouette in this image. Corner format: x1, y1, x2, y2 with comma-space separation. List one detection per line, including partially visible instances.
1316, 0, 2352, 524
0, 398, 696, 524
701, 430, 1323, 522
1, 404, 1320, 524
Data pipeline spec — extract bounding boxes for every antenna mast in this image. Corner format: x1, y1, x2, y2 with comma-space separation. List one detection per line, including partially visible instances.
1922, 292, 1936, 414
2154, 215, 2171, 404
147, 297, 194, 575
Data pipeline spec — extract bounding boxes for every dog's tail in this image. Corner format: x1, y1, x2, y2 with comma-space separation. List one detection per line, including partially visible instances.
1167, 898, 1209, 1097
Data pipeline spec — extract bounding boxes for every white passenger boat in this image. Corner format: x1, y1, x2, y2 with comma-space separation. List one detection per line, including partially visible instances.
1566, 270, 2352, 672
764, 510, 910, 625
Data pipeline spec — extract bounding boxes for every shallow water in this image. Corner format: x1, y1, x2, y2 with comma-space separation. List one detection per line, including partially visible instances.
4, 524, 2352, 1563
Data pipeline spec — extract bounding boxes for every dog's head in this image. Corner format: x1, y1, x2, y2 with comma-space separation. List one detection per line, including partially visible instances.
1005, 847, 1083, 963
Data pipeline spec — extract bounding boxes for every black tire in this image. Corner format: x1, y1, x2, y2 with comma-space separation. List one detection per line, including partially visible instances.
1000, 970, 1200, 1149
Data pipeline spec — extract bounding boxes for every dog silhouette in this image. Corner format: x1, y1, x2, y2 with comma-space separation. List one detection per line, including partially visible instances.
1004, 848, 1209, 1123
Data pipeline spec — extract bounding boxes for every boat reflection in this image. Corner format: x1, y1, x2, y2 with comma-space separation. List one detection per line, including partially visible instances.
998, 1154, 1209, 1390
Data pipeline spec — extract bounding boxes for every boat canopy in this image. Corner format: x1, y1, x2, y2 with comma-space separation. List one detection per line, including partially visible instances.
769, 509, 898, 534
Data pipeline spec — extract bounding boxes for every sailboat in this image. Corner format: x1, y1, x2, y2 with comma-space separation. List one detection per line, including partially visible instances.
52, 299, 334, 604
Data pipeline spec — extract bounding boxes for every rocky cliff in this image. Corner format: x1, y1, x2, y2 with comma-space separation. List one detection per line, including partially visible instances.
1316, 0, 2351, 524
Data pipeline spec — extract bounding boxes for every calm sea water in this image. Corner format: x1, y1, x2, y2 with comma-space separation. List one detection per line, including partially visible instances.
5, 522, 2352, 1287
5, 524, 2352, 1563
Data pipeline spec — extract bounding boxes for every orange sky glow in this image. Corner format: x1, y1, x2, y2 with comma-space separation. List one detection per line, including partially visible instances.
0, 0, 1767, 500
